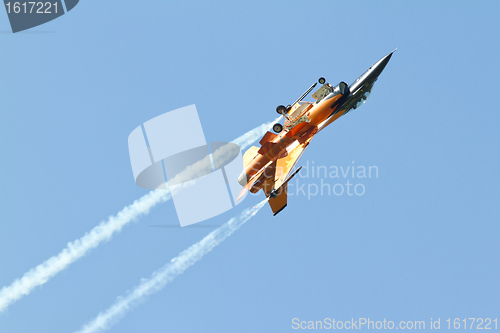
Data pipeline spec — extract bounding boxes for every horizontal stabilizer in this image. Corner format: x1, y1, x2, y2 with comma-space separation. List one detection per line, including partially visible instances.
259, 131, 277, 145
258, 143, 277, 155
257, 131, 278, 155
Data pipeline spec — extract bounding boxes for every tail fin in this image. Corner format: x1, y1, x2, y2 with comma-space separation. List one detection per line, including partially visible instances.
267, 166, 302, 216
268, 183, 288, 215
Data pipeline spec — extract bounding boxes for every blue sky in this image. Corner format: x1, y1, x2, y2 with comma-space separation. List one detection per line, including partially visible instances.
1, 1, 499, 332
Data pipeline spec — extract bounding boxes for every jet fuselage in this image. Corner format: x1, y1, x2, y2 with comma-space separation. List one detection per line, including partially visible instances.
238, 50, 395, 196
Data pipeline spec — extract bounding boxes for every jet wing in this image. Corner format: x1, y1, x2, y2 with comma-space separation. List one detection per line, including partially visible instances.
273, 137, 313, 190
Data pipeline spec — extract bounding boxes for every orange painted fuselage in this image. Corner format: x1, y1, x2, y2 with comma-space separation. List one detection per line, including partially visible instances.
238, 50, 396, 214
243, 93, 344, 181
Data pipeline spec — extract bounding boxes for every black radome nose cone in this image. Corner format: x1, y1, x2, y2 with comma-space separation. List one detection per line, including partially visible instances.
372, 49, 396, 77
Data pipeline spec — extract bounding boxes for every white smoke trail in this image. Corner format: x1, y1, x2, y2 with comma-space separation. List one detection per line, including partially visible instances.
0, 118, 276, 313
74, 198, 268, 333
0, 189, 171, 313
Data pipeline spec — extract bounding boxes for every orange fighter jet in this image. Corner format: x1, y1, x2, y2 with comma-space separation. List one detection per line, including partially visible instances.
237, 50, 395, 215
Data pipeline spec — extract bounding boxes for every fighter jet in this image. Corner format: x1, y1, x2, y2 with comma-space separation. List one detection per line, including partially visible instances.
237, 50, 396, 215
